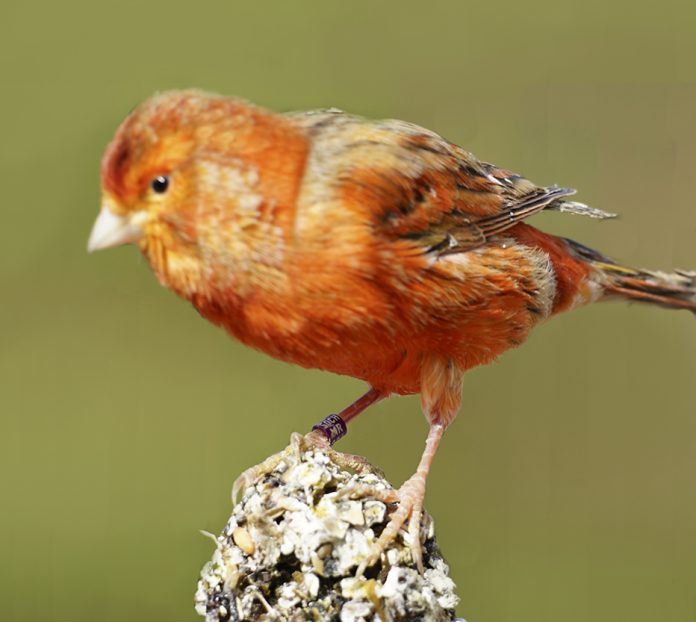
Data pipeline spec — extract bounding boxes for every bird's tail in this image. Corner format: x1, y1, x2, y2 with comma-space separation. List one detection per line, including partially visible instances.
566, 239, 696, 314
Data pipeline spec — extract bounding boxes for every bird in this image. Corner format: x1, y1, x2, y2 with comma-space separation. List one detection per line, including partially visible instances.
88, 89, 695, 574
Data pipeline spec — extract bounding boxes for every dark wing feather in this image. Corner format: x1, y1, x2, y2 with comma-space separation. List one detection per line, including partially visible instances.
370, 128, 614, 255
355, 128, 580, 256
306, 113, 610, 256
474, 186, 576, 238
410, 186, 576, 257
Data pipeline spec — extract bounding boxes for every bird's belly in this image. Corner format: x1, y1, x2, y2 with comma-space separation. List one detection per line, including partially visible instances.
288, 337, 424, 395
190, 291, 417, 392
248, 322, 424, 395
191, 240, 553, 396
214, 299, 537, 396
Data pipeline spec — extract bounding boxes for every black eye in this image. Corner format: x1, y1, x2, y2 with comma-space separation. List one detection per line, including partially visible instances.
151, 175, 169, 194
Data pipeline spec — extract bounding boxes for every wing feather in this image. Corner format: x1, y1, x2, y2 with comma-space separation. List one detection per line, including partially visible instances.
294, 111, 612, 257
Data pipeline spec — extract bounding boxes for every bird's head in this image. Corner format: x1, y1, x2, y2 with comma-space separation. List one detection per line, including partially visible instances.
88, 89, 308, 296
89, 90, 219, 254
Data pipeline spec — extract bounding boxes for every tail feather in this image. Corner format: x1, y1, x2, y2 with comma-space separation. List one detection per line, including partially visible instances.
565, 238, 696, 314
603, 265, 696, 313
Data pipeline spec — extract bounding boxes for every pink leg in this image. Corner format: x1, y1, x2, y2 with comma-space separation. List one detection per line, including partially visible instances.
356, 423, 446, 575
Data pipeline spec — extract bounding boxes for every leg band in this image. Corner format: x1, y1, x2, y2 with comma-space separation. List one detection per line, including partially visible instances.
312, 413, 347, 445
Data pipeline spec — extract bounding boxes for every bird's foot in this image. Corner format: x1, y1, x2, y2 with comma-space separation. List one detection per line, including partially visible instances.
232, 429, 381, 504
339, 471, 428, 576
231, 441, 294, 505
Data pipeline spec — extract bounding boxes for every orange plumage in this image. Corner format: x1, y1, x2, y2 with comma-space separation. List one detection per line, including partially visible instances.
89, 89, 696, 572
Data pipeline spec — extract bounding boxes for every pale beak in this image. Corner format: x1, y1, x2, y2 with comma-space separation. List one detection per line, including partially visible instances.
87, 207, 147, 252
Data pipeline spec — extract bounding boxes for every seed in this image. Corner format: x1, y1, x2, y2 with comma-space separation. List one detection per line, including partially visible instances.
232, 526, 255, 555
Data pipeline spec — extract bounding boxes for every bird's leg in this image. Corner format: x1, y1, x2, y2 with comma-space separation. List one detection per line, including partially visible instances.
345, 353, 460, 574
232, 387, 385, 503
305, 387, 386, 475
349, 423, 446, 576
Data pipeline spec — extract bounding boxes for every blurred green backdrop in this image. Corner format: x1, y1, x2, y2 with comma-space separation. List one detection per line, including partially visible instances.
2, 1, 695, 621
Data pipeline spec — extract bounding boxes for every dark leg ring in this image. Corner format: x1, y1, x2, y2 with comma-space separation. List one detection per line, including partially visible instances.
312, 413, 347, 446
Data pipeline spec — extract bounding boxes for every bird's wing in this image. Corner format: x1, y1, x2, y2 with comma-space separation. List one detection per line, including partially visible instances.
302, 115, 614, 257
383, 172, 578, 257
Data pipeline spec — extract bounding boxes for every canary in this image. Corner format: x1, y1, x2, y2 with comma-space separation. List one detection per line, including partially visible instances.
88, 90, 696, 573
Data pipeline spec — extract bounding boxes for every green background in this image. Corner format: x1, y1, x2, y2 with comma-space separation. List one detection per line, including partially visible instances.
2, 2, 695, 621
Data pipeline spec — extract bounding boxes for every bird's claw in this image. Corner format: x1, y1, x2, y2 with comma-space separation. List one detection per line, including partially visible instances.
232, 448, 289, 504
231, 430, 334, 504
356, 472, 428, 576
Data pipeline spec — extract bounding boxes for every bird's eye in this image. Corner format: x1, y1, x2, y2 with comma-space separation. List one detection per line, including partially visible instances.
151, 175, 170, 194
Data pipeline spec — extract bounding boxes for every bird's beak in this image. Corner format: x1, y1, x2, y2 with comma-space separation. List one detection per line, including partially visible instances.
87, 206, 147, 253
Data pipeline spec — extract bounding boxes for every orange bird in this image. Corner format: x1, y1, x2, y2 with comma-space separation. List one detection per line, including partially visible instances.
88, 90, 695, 572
